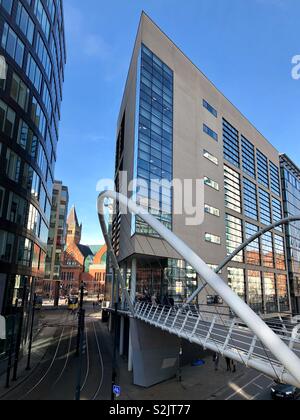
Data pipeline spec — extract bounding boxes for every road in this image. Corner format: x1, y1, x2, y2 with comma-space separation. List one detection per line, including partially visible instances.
0, 304, 112, 401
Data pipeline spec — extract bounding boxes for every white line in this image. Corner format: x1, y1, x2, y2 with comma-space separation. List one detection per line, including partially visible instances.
226, 374, 263, 400
53, 326, 74, 386
91, 321, 104, 401
20, 326, 65, 399
80, 325, 90, 391
253, 383, 264, 390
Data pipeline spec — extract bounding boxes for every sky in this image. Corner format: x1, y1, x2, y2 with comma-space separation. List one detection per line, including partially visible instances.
55, 0, 300, 245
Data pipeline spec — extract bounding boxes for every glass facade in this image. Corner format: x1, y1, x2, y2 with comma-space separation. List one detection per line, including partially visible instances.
224, 165, 241, 213
0, 0, 66, 356
223, 119, 240, 168
225, 214, 243, 262
134, 44, 173, 235
280, 155, 300, 312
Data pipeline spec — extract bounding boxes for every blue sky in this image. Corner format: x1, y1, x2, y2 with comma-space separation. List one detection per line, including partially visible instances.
56, 0, 300, 245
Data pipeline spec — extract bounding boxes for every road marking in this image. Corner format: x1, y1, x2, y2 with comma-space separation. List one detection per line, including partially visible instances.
253, 383, 264, 390
226, 374, 263, 400
91, 321, 104, 401
53, 326, 74, 386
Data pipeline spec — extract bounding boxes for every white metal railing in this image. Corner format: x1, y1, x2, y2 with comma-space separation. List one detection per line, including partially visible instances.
133, 302, 300, 387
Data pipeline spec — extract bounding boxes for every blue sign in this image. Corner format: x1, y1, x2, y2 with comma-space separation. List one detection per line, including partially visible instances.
113, 385, 121, 397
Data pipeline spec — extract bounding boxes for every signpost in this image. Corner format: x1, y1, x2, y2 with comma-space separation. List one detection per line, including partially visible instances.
113, 385, 121, 398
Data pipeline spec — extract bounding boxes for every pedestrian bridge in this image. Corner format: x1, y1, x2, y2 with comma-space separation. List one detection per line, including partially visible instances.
132, 302, 300, 387
98, 190, 300, 388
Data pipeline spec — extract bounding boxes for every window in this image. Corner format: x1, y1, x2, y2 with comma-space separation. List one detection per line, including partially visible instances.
27, 204, 41, 236
31, 96, 46, 136
257, 150, 269, 188
34, 0, 50, 40
272, 198, 282, 231
17, 120, 38, 158
225, 214, 243, 262
223, 119, 240, 168
36, 33, 52, 80
245, 223, 260, 266
0, 99, 16, 137
16, 1, 35, 44
264, 273, 277, 313
5, 148, 21, 183
203, 99, 217, 117
205, 233, 221, 245
1, 23, 25, 67
26, 54, 42, 92
242, 136, 256, 179
248, 270, 263, 313
18, 237, 33, 266
204, 177, 219, 191
277, 274, 289, 312
259, 189, 271, 225
0, 187, 5, 217
0, 0, 13, 14
203, 124, 218, 141
11, 73, 30, 111
205, 204, 220, 217
270, 162, 280, 196
243, 178, 258, 221
261, 232, 274, 268
135, 44, 174, 235
224, 165, 241, 213
274, 234, 286, 271
0, 230, 15, 262
228, 268, 245, 301
7, 192, 27, 226
203, 150, 218, 166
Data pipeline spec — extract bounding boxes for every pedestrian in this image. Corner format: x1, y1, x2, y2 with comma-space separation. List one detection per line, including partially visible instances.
151, 294, 158, 307
226, 357, 232, 372
213, 353, 220, 371
231, 360, 237, 373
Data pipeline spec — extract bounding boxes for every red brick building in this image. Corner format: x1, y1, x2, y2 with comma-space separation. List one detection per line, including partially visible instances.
61, 207, 107, 297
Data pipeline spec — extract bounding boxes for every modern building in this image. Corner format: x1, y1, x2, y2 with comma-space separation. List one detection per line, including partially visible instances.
112, 13, 290, 318
280, 154, 300, 313
43, 181, 68, 306
0, 0, 66, 354
61, 206, 107, 297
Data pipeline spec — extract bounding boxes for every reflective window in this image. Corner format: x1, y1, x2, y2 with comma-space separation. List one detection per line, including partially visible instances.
204, 177, 219, 191
274, 234, 286, 271
135, 44, 173, 235
7, 192, 27, 226
245, 223, 260, 266
248, 270, 263, 313
203, 124, 218, 141
277, 274, 290, 312
264, 273, 277, 313
242, 136, 256, 179
10, 73, 30, 111
272, 198, 282, 231
16, 1, 35, 44
259, 188, 271, 225
225, 214, 243, 262
203, 150, 218, 166
5, 148, 21, 182
224, 165, 241, 213
228, 267, 245, 301
205, 204, 220, 218
223, 119, 240, 168
26, 53, 43, 92
243, 178, 258, 220
270, 161, 281, 196
17, 237, 33, 266
205, 233, 221, 245
261, 232, 274, 268
0, 0, 13, 14
0, 230, 15, 262
257, 150, 269, 188
203, 99, 217, 117
0, 99, 16, 138
1, 23, 25, 67
34, 0, 50, 40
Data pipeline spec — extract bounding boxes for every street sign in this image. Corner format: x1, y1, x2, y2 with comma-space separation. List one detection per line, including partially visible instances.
0, 316, 6, 340
113, 385, 121, 397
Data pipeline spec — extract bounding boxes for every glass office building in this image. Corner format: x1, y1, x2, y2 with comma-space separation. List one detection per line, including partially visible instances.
0, 0, 66, 360
113, 13, 290, 316
280, 154, 300, 313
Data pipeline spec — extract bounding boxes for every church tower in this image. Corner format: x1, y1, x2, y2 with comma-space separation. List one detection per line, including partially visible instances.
66, 206, 82, 246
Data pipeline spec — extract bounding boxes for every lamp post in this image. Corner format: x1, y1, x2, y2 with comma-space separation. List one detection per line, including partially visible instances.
26, 294, 37, 371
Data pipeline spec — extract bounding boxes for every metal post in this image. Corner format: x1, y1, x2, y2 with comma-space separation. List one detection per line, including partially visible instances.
75, 308, 85, 401
76, 283, 84, 357
111, 302, 119, 401
5, 301, 18, 389
13, 285, 27, 381
26, 294, 36, 371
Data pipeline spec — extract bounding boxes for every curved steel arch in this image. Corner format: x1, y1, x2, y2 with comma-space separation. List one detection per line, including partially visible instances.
97, 191, 300, 386
187, 215, 300, 305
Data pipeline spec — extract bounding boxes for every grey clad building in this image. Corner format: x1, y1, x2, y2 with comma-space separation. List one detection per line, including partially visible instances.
280, 154, 300, 313
113, 13, 290, 318
0, 0, 66, 359
43, 180, 68, 306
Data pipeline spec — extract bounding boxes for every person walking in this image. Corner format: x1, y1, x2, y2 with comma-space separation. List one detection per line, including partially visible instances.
231, 360, 237, 373
213, 353, 220, 371
226, 357, 232, 372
